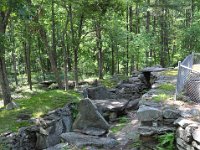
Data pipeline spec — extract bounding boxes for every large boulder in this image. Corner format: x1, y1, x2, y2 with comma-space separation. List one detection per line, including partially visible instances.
73, 98, 109, 136
61, 132, 118, 149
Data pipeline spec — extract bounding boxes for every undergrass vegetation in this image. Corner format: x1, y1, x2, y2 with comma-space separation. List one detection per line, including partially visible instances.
0, 90, 82, 133
110, 116, 129, 133
156, 133, 175, 150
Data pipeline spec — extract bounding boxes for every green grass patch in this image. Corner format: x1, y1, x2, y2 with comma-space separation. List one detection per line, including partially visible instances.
159, 83, 175, 91
110, 116, 129, 133
161, 69, 178, 77
152, 93, 171, 102
0, 90, 82, 133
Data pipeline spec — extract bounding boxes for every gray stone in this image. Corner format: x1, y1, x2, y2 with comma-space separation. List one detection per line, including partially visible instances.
181, 109, 200, 118
138, 126, 175, 136
6, 101, 18, 110
163, 108, 180, 119
45, 143, 69, 150
137, 106, 162, 121
185, 124, 199, 143
83, 127, 107, 136
62, 116, 72, 132
93, 99, 128, 112
192, 127, 200, 143
176, 127, 185, 139
192, 141, 200, 150
176, 138, 194, 150
48, 83, 59, 89
87, 86, 110, 100
163, 119, 176, 125
73, 98, 109, 136
125, 98, 140, 111
174, 118, 197, 128
61, 132, 118, 149
36, 119, 63, 149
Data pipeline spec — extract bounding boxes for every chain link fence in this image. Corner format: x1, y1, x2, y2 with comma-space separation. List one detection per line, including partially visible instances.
176, 53, 200, 102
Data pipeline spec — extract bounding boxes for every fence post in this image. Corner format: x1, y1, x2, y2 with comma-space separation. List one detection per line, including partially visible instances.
192, 52, 194, 65
175, 61, 181, 101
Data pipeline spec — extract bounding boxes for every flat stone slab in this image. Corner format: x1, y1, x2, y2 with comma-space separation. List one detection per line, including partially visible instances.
139, 126, 175, 136
141, 67, 166, 72
61, 132, 118, 149
93, 99, 129, 112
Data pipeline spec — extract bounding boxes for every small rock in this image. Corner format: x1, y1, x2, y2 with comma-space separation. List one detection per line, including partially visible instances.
125, 99, 140, 111
176, 138, 194, 150
137, 105, 162, 121
61, 132, 118, 149
163, 108, 180, 119
192, 141, 200, 150
6, 102, 18, 110
192, 127, 200, 143
174, 118, 198, 129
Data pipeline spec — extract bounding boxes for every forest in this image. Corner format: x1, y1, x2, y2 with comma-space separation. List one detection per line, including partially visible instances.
0, 0, 199, 106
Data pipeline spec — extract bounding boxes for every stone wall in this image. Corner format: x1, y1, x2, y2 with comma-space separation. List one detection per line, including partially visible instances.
175, 118, 200, 150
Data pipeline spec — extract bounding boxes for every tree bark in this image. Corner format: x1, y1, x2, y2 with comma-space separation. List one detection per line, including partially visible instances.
52, 0, 57, 67
146, 0, 150, 67
0, 12, 12, 106
96, 21, 103, 79
24, 23, 32, 90
111, 41, 114, 76
126, 2, 129, 75
39, 26, 63, 89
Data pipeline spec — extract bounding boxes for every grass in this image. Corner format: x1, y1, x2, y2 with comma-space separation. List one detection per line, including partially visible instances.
0, 90, 82, 133
159, 83, 175, 91
152, 93, 172, 102
152, 82, 176, 102
110, 116, 129, 133
161, 69, 178, 77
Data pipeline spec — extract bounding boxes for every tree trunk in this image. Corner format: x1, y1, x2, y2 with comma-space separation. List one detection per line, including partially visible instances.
10, 21, 18, 86
39, 26, 63, 89
51, 0, 57, 67
96, 21, 103, 79
126, 2, 129, 76
146, 0, 150, 66
0, 12, 12, 106
62, 11, 69, 90
129, 5, 135, 73
24, 23, 32, 90
111, 42, 114, 76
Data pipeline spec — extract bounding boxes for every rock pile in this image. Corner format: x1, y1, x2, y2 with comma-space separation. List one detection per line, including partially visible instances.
137, 105, 179, 136
175, 118, 200, 150
1, 104, 73, 150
